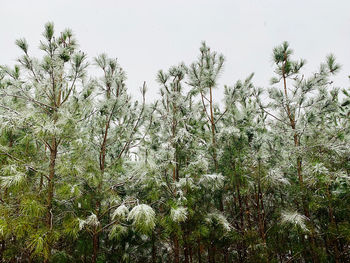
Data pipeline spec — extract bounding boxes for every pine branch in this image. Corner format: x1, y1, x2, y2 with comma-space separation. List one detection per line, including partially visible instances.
0, 150, 49, 180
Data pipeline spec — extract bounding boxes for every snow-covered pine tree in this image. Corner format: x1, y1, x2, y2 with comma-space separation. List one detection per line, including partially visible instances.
0, 22, 91, 261
75, 54, 155, 262
266, 42, 342, 261
0, 22, 349, 263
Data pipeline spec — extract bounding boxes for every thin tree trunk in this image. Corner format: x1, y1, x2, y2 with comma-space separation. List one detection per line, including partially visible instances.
189, 244, 193, 263
184, 240, 189, 263
223, 247, 229, 263
209, 86, 218, 171
92, 230, 99, 263
197, 237, 202, 263
44, 138, 57, 262
211, 242, 216, 263
174, 236, 180, 263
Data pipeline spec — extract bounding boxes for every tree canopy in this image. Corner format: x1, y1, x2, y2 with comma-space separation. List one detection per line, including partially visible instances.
0, 23, 349, 263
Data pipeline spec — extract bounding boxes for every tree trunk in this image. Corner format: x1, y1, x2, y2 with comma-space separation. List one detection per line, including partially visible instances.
174, 236, 180, 263
92, 230, 99, 263
223, 247, 229, 263
152, 231, 157, 263
45, 138, 57, 262
209, 86, 218, 171
197, 237, 202, 263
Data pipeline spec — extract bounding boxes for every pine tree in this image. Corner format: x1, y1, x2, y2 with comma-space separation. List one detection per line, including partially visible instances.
0, 22, 90, 261
0, 22, 349, 263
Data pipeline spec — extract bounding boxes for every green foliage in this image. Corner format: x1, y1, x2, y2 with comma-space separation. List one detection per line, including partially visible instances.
0, 24, 349, 263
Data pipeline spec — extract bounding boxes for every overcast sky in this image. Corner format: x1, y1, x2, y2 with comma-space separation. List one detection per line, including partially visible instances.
1, 0, 349, 102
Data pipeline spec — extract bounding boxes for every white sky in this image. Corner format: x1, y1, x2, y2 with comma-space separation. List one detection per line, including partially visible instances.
1, 0, 349, 102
